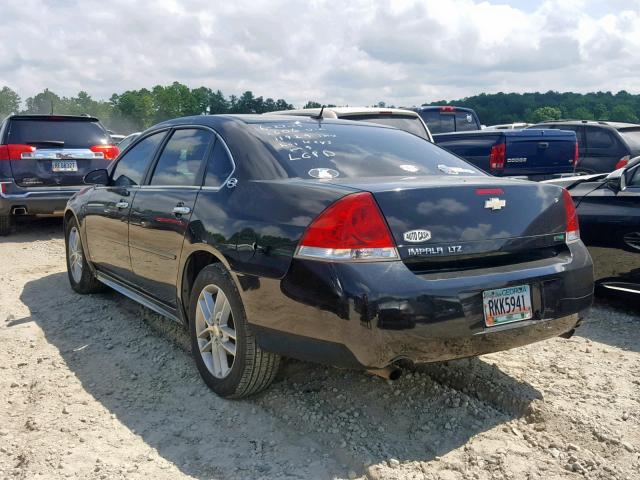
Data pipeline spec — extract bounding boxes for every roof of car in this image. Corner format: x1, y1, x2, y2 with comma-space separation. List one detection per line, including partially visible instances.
534, 120, 640, 130
264, 107, 420, 118
7, 114, 100, 122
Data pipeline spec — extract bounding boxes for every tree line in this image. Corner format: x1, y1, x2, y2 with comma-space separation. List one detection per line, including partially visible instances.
2, 83, 640, 133
423, 90, 640, 126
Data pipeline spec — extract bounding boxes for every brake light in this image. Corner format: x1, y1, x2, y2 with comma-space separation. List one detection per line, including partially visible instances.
0, 144, 36, 161
476, 188, 504, 195
489, 143, 506, 171
90, 145, 120, 160
440, 106, 455, 112
563, 189, 579, 243
296, 192, 398, 262
615, 155, 630, 170
573, 141, 579, 167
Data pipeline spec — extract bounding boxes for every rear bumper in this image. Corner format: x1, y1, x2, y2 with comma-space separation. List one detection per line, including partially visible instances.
240, 241, 594, 369
0, 181, 82, 215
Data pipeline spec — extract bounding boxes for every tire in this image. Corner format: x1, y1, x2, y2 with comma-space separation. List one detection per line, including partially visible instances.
65, 217, 105, 294
0, 216, 11, 236
189, 264, 280, 398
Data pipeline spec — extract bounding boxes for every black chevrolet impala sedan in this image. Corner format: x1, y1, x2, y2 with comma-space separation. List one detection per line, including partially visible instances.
64, 115, 594, 398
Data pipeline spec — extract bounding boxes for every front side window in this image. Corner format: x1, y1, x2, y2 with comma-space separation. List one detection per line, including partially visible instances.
112, 131, 166, 187
150, 129, 213, 186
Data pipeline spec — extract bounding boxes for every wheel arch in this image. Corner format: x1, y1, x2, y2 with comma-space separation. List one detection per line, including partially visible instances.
178, 246, 234, 326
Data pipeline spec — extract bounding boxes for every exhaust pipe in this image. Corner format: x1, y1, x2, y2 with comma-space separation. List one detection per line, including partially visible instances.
11, 207, 27, 215
367, 366, 402, 381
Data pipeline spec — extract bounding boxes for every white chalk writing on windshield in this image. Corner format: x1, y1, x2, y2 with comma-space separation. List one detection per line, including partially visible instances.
256, 123, 336, 161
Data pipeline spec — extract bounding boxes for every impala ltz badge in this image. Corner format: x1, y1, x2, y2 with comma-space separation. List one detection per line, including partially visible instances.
403, 229, 432, 243
484, 197, 506, 211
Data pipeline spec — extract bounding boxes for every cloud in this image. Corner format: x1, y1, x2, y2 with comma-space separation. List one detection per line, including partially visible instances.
1, 0, 640, 107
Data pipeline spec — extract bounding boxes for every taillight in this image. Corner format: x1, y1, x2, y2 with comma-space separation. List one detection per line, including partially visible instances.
489, 143, 506, 171
295, 192, 399, 262
573, 141, 579, 167
0, 144, 36, 160
615, 155, 630, 170
90, 145, 120, 160
440, 106, 455, 112
563, 189, 579, 243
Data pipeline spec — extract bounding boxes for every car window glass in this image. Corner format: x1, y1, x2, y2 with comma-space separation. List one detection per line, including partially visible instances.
454, 111, 478, 131
586, 127, 616, 149
150, 129, 213, 186
7, 119, 109, 148
249, 119, 483, 179
627, 166, 640, 187
112, 132, 165, 187
418, 111, 454, 134
204, 139, 234, 187
343, 115, 430, 140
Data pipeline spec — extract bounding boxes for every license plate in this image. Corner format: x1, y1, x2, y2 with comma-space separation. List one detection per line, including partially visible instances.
483, 284, 532, 327
52, 160, 77, 172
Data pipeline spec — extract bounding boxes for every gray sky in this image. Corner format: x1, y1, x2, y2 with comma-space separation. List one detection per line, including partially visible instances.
1, 0, 639, 107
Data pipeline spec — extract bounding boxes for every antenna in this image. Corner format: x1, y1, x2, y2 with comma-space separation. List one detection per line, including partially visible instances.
50, 100, 54, 115
311, 105, 325, 120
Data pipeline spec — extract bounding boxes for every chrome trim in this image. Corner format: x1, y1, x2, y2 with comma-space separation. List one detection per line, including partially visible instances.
22, 148, 102, 160
95, 272, 181, 323
173, 206, 192, 215
139, 185, 201, 190
0, 183, 82, 199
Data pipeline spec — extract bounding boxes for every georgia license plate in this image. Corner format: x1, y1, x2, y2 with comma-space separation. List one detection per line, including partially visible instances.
483, 284, 532, 327
52, 160, 78, 172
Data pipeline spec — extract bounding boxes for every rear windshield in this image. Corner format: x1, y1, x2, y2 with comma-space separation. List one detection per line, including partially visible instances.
6, 118, 109, 148
618, 128, 640, 152
249, 120, 482, 179
418, 110, 479, 134
341, 114, 430, 140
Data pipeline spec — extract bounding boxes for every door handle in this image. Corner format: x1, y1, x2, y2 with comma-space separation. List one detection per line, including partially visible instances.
115, 201, 129, 209
173, 206, 192, 215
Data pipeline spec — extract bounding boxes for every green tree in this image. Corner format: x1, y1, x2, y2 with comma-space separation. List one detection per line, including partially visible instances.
24, 88, 61, 114
610, 104, 639, 123
531, 106, 563, 123
0, 86, 21, 119
304, 101, 322, 109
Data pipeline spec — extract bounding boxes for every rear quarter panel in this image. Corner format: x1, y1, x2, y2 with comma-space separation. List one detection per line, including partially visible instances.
433, 132, 501, 173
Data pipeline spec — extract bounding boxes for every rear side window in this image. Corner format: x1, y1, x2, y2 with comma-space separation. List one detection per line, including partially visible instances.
112, 132, 166, 187
204, 139, 234, 187
454, 111, 479, 131
249, 120, 482, 179
6, 118, 109, 148
150, 129, 212, 186
585, 127, 616, 149
342, 114, 430, 140
618, 128, 640, 152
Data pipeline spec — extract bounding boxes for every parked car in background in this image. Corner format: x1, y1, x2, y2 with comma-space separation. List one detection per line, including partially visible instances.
528, 120, 640, 174
545, 157, 640, 295
0, 114, 119, 235
66, 114, 592, 399
486, 123, 532, 130
267, 107, 433, 141
116, 132, 140, 152
108, 132, 126, 143
433, 128, 578, 180
411, 106, 481, 134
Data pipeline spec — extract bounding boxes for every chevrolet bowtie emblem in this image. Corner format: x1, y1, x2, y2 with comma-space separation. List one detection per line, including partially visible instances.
484, 197, 506, 210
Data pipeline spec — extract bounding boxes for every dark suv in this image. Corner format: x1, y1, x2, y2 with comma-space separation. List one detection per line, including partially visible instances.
0, 115, 118, 235
529, 120, 640, 174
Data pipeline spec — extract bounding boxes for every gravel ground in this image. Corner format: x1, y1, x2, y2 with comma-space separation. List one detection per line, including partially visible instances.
1, 218, 639, 480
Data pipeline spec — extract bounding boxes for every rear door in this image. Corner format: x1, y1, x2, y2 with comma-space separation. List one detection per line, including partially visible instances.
4, 116, 117, 187
128, 127, 214, 306
84, 131, 167, 282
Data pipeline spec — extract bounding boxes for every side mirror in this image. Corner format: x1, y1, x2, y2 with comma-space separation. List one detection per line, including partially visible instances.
83, 169, 110, 186
605, 167, 626, 192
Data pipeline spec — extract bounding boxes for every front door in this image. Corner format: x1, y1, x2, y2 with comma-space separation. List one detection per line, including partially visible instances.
128, 128, 214, 305
84, 131, 167, 282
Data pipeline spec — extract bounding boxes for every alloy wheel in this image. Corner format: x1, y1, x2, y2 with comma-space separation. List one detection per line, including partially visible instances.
195, 284, 237, 379
68, 227, 84, 283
